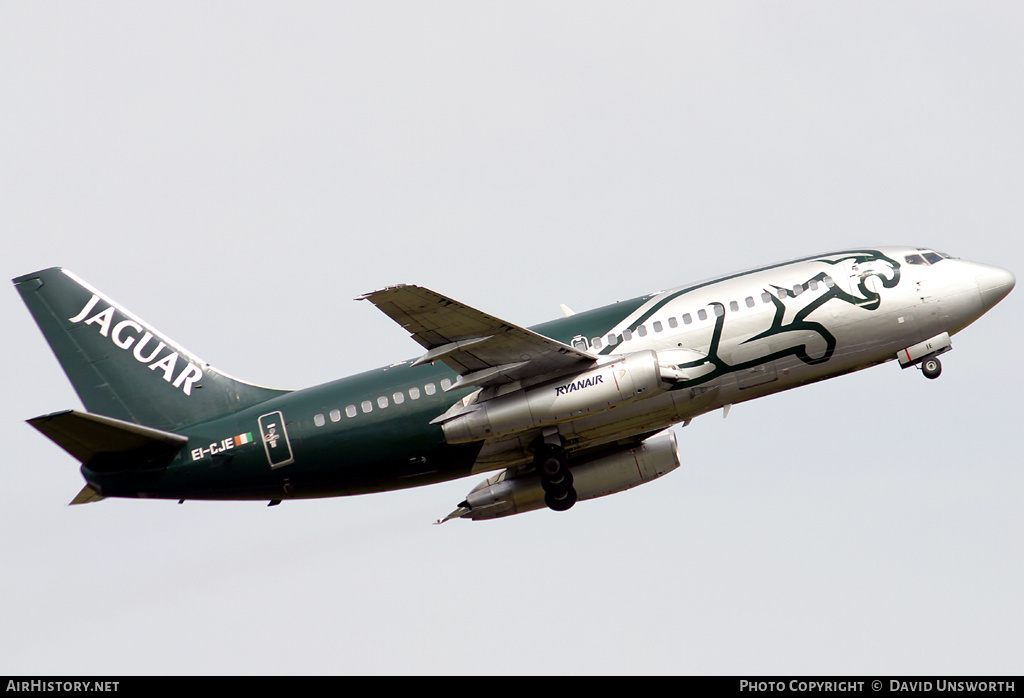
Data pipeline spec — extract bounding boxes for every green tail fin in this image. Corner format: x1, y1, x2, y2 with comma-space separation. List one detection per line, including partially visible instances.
14, 268, 288, 430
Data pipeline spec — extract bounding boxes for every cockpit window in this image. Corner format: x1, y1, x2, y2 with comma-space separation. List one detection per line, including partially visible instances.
906, 250, 947, 266
913, 245, 950, 264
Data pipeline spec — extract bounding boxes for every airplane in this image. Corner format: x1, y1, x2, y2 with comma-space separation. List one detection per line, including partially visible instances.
14, 247, 1015, 522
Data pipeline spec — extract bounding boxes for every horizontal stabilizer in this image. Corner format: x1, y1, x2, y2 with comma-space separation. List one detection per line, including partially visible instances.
69, 484, 105, 505
28, 410, 188, 473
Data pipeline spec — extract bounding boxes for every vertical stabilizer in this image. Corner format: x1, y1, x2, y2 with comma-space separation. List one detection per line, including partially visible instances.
14, 268, 288, 430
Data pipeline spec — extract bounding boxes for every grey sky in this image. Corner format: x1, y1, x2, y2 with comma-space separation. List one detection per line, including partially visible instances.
2, 3, 1021, 674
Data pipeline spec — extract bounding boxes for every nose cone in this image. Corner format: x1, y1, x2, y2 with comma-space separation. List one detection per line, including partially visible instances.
977, 264, 1016, 313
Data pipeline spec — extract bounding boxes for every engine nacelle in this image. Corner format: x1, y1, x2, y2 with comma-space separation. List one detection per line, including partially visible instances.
450, 431, 681, 521
441, 350, 666, 444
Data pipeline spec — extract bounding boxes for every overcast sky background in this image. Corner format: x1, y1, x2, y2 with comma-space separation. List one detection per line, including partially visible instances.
2, 2, 1021, 675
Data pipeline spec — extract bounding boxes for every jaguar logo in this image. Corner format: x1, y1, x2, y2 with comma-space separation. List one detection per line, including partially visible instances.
652, 249, 901, 389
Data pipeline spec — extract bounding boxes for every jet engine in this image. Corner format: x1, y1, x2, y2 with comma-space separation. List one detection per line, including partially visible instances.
439, 349, 677, 444
440, 431, 680, 522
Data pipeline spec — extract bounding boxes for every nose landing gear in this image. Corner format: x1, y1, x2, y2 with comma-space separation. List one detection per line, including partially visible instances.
921, 357, 942, 380
897, 332, 951, 380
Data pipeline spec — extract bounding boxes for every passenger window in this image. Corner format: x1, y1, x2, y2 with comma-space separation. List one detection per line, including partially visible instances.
440, 378, 452, 391
808, 280, 818, 292
762, 291, 772, 303
792, 284, 803, 296
729, 300, 739, 312
314, 413, 325, 427
377, 396, 389, 409
668, 317, 678, 329
572, 338, 587, 351
713, 305, 725, 317
637, 325, 647, 337
409, 387, 421, 400
592, 337, 602, 350
697, 309, 707, 321
682, 313, 692, 325
361, 400, 373, 413
424, 383, 436, 396
653, 321, 662, 333
330, 409, 341, 422
824, 277, 835, 288
393, 391, 405, 405
745, 296, 755, 308
606, 333, 618, 345
346, 405, 357, 418
622, 329, 633, 341
777, 289, 787, 299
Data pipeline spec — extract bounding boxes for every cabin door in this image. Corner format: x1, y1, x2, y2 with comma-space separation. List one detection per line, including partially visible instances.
258, 410, 295, 469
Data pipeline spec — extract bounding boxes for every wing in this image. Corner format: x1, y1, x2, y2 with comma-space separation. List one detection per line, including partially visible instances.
359, 285, 596, 390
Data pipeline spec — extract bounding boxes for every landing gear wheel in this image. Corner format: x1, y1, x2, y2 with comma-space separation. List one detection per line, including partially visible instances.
539, 453, 568, 481
545, 487, 578, 512
534, 443, 577, 512
922, 357, 942, 380
540, 463, 573, 491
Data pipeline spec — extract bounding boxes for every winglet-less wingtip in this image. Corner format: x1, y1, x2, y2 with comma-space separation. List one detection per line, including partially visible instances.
355, 284, 409, 302
435, 505, 470, 524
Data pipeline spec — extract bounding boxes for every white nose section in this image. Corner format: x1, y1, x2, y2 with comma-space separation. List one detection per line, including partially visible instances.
976, 265, 1016, 312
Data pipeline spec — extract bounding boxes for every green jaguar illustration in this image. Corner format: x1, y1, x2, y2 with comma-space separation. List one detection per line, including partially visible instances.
660, 250, 902, 389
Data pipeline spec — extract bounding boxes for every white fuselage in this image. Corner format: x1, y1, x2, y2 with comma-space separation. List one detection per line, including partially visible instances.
472, 247, 1012, 471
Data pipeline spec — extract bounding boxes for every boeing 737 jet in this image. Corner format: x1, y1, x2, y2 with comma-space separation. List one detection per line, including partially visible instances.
15, 247, 1014, 521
